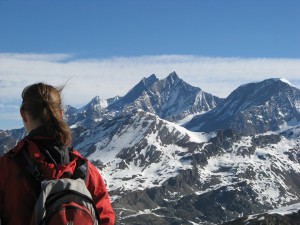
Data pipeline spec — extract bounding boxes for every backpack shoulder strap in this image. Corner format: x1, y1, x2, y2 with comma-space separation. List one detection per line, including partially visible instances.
11, 147, 42, 198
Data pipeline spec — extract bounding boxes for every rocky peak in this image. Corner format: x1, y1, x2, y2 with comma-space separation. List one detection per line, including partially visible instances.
141, 74, 158, 87
165, 71, 180, 84
109, 74, 159, 109
83, 96, 108, 112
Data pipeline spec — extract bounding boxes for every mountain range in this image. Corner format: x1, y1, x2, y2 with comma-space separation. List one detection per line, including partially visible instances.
1, 72, 300, 225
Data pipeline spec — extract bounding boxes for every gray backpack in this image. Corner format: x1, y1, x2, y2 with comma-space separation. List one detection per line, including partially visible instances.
34, 178, 99, 225
13, 148, 99, 225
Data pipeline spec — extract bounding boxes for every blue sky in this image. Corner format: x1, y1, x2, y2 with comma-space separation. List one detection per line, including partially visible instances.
1, 0, 299, 58
0, 0, 300, 129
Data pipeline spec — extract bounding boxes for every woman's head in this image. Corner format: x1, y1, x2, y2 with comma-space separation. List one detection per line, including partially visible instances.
20, 83, 71, 146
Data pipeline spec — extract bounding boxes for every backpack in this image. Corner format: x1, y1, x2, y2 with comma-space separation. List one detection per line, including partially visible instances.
13, 145, 100, 225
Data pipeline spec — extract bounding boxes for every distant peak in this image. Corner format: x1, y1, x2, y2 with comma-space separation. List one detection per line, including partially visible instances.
88, 96, 108, 106
240, 78, 295, 90
166, 71, 180, 83
91, 96, 101, 103
261, 78, 295, 87
149, 74, 157, 79
168, 71, 179, 78
141, 74, 158, 87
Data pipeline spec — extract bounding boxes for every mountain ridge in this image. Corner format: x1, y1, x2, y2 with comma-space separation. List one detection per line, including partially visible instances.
185, 78, 300, 135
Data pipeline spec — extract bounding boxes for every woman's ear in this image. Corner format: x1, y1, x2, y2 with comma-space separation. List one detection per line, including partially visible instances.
20, 108, 28, 123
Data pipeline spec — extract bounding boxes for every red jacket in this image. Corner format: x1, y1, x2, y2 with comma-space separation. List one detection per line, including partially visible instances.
0, 136, 115, 225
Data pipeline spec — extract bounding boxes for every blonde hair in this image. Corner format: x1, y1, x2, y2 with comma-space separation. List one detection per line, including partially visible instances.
21, 83, 71, 146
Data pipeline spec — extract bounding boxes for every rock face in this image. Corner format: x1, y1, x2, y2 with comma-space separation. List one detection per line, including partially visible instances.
185, 78, 300, 135
1, 75, 300, 225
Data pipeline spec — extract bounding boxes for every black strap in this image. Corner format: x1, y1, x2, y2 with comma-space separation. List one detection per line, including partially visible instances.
12, 150, 42, 199
72, 158, 88, 181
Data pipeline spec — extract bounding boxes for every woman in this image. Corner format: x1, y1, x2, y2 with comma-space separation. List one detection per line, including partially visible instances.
0, 83, 115, 225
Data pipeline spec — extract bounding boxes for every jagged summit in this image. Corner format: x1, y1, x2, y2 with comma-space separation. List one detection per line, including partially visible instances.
109, 72, 221, 120
165, 71, 180, 83
109, 74, 159, 109
141, 74, 158, 86
86, 96, 108, 109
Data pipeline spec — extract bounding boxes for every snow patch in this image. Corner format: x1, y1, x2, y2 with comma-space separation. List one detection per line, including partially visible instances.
279, 78, 293, 86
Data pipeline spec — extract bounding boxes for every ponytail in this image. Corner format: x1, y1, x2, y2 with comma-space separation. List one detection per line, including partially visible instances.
21, 83, 71, 146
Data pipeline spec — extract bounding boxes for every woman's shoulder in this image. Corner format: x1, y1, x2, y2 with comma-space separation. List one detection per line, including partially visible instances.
0, 151, 9, 162
0, 147, 19, 178
0, 138, 27, 167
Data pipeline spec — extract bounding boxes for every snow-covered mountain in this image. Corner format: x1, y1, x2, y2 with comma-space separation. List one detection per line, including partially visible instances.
1, 75, 300, 224
185, 78, 300, 135
71, 109, 300, 224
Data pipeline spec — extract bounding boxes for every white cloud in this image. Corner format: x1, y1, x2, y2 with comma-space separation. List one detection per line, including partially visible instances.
0, 53, 73, 62
1, 53, 300, 129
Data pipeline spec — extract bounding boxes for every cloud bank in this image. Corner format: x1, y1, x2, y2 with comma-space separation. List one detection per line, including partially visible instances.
1, 53, 300, 129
